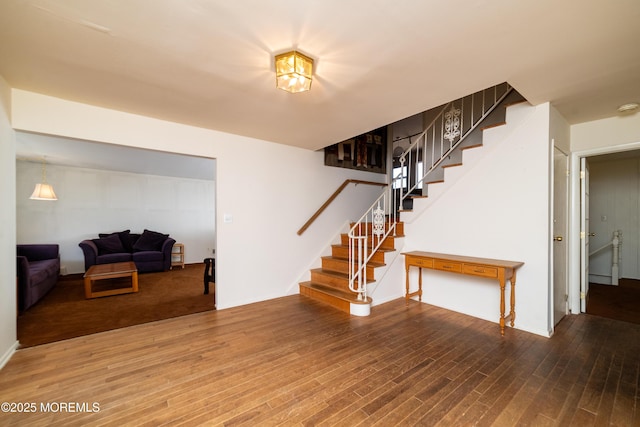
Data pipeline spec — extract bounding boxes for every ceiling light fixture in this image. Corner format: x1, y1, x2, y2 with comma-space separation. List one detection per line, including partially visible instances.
275, 50, 313, 93
617, 102, 639, 113
30, 157, 57, 201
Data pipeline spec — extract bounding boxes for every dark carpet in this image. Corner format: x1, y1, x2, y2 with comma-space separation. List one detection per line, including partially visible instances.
17, 263, 215, 347
587, 278, 640, 325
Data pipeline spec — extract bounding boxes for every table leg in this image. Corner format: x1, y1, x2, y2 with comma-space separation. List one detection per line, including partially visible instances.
132, 271, 139, 293
418, 267, 423, 301
405, 265, 410, 305
499, 279, 506, 336
510, 271, 517, 327
84, 277, 92, 299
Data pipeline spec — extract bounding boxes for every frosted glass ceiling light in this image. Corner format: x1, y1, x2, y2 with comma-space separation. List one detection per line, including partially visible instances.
30, 158, 57, 201
275, 51, 313, 93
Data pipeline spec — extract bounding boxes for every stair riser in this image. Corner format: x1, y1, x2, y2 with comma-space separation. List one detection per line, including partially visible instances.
349, 222, 404, 235
310, 271, 350, 291
340, 234, 396, 250
331, 246, 386, 263
299, 285, 350, 313
310, 272, 348, 289
321, 258, 376, 278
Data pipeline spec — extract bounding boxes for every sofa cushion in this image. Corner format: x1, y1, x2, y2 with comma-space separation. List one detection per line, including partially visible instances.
27, 259, 59, 287
96, 253, 133, 264
133, 251, 164, 262
133, 229, 169, 252
93, 234, 126, 255
99, 229, 133, 252
127, 233, 141, 251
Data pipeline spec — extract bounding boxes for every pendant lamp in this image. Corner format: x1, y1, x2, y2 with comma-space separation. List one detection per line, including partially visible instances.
30, 158, 57, 201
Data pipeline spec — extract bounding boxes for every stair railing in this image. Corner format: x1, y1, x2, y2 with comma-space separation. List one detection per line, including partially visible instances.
589, 230, 622, 285
347, 82, 516, 302
297, 179, 387, 235
398, 83, 514, 208
348, 187, 396, 301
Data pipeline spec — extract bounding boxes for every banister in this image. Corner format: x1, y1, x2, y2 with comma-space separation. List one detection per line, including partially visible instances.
297, 179, 387, 235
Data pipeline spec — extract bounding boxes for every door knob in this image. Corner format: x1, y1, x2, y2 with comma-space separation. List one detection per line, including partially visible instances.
554, 236, 563, 241
588, 232, 596, 237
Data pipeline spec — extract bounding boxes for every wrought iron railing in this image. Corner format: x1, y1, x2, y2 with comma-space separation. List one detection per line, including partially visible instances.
348, 188, 397, 300
397, 83, 514, 207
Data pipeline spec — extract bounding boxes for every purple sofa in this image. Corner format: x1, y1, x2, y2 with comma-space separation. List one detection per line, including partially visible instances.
79, 229, 175, 273
17, 244, 60, 311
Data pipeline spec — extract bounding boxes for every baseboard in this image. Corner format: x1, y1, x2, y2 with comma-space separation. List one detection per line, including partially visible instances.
0, 340, 19, 371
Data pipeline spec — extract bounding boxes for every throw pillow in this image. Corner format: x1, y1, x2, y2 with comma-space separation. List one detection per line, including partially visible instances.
99, 229, 133, 252
93, 234, 126, 255
133, 229, 169, 252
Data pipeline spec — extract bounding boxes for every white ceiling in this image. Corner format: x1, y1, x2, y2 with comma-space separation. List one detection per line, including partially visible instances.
2, 0, 640, 160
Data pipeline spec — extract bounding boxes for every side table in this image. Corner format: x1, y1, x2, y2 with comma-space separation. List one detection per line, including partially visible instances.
171, 243, 185, 269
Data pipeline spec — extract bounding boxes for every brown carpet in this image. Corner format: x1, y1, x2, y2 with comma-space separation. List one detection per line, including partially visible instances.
17, 263, 215, 348
587, 278, 640, 325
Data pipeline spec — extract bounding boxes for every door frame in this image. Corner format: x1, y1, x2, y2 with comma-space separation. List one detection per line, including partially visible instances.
552, 145, 569, 327
569, 141, 640, 313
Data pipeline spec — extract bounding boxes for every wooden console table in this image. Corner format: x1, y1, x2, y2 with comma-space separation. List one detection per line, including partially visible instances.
402, 251, 524, 336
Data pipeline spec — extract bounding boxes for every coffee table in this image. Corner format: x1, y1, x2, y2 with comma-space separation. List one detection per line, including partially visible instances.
83, 261, 138, 299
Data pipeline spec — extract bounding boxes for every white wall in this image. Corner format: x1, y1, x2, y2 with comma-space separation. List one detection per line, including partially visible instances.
572, 114, 640, 152
589, 157, 640, 282
10, 89, 386, 311
16, 161, 216, 274
0, 76, 18, 368
386, 102, 552, 336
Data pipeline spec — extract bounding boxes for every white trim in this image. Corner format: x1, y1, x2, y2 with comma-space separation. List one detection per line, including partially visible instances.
0, 341, 19, 371
569, 140, 640, 314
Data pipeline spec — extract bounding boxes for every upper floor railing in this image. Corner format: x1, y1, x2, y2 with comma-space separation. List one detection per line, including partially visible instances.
396, 83, 514, 206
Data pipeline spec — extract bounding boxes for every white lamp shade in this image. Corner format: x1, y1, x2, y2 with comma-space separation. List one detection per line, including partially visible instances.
30, 183, 58, 200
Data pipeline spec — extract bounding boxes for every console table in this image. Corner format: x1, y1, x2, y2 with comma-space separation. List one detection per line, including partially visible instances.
402, 251, 524, 336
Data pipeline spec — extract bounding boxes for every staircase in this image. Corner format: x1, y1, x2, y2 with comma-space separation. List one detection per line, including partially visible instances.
299, 83, 528, 315
299, 220, 404, 316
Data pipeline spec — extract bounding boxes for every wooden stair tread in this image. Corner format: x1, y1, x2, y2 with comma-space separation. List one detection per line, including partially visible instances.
442, 162, 463, 168
310, 268, 375, 282
300, 282, 372, 304
332, 244, 399, 253
321, 256, 385, 268
461, 143, 483, 150
481, 121, 506, 131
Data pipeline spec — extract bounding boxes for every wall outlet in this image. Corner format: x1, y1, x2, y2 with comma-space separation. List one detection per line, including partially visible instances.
60, 266, 68, 275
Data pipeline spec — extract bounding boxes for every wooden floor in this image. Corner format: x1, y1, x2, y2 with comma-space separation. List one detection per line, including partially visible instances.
1, 296, 639, 426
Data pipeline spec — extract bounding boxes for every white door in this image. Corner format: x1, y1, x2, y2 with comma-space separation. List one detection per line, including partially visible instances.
580, 157, 590, 312
553, 147, 568, 325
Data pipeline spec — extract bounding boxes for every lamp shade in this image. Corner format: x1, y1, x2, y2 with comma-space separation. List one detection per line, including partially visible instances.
275, 51, 313, 93
30, 183, 58, 200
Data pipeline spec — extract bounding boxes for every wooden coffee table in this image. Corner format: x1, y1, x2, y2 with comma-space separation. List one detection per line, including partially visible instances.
83, 261, 138, 299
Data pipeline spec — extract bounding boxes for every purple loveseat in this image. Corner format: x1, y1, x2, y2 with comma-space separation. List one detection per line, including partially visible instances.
17, 244, 60, 311
79, 229, 175, 274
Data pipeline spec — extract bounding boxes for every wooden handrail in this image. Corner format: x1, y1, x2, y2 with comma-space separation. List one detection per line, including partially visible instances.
297, 179, 387, 235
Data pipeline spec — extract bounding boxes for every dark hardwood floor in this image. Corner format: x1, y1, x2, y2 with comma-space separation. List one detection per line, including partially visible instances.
587, 278, 640, 325
1, 295, 639, 426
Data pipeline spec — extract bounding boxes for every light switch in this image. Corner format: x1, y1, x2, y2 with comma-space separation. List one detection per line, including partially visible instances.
224, 213, 233, 223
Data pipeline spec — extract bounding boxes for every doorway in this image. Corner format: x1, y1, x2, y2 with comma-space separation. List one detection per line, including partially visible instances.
569, 143, 640, 316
